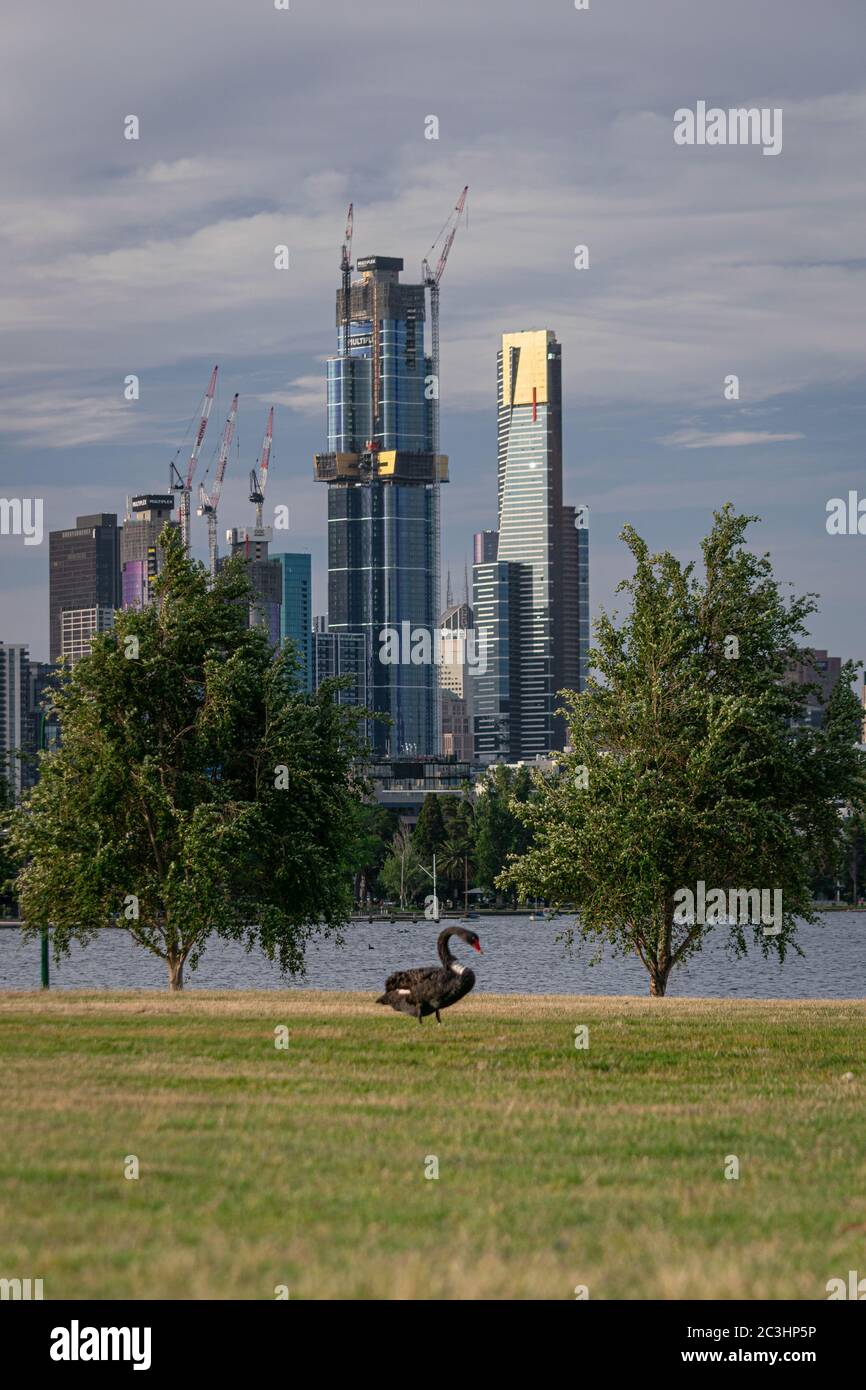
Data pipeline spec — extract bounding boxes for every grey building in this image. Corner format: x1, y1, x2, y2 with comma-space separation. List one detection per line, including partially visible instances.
49, 514, 121, 661
471, 330, 589, 763
121, 495, 177, 610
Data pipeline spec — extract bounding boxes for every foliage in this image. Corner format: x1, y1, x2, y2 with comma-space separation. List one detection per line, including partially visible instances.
501, 507, 866, 994
9, 528, 370, 989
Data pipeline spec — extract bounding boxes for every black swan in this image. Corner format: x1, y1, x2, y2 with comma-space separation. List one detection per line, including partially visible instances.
376, 926, 482, 1024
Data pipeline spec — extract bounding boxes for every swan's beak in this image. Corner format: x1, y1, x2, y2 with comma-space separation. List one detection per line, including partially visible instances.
473, 942, 483, 953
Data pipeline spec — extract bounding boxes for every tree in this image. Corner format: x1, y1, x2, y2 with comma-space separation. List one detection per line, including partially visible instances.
501, 507, 866, 995
0, 767, 18, 918
10, 528, 370, 990
412, 794, 447, 862
437, 802, 476, 911
380, 828, 426, 908
475, 764, 533, 903
353, 803, 398, 905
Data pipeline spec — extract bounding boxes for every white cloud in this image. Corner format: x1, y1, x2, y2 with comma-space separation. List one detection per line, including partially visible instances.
661, 429, 805, 449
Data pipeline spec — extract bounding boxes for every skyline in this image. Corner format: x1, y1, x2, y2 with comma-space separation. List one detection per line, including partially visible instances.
2, 0, 866, 669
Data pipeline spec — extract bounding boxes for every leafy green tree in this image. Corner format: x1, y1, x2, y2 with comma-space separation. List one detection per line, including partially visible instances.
353, 803, 398, 904
412, 793, 447, 862
438, 801, 476, 911
0, 768, 18, 918
10, 528, 369, 990
501, 507, 866, 995
380, 827, 427, 907
475, 764, 533, 903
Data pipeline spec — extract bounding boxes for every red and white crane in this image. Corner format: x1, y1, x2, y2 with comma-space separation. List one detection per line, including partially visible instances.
171, 364, 218, 554
249, 406, 274, 531
197, 391, 238, 578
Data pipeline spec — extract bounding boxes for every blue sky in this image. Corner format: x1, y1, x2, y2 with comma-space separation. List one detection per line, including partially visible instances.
2, 0, 865, 666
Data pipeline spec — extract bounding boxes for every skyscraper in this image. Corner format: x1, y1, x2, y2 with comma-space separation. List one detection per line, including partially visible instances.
0, 643, 29, 800
274, 553, 313, 690
471, 330, 589, 763
49, 514, 121, 661
120, 495, 177, 609
312, 616, 369, 729
314, 254, 446, 756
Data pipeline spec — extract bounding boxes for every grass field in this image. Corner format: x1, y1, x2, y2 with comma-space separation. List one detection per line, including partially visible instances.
1, 990, 864, 1300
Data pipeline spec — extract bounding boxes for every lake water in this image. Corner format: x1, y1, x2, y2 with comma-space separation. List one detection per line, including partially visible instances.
0, 914, 864, 998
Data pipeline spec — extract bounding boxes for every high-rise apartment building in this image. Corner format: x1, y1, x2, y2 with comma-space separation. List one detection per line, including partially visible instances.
314, 254, 446, 756
312, 616, 369, 735
223, 528, 282, 647
471, 330, 589, 763
120, 495, 177, 609
0, 643, 30, 799
61, 607, 115, 667
49, 514, 121, 661
274, 553, 313, 691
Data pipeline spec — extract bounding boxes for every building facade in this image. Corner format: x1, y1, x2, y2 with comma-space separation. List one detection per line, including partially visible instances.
49, 514, 121, 661
121, 495, 177, 610
314, 254, 446, 757
0, 643, 30, 799
312, 616, 368, 718
471, 330, 589, 763
274, 553, 313, 691
60, 607, 115, 667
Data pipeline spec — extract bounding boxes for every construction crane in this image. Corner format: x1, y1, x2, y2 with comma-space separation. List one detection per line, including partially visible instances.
170, 365, 218, 554
422, 186, 468, 750
249, 406, 274, 531
197, 392, 238, 578
341, 202, 354, 357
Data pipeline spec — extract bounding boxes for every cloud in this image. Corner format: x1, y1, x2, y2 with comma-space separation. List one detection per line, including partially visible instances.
660, 429, 805, 449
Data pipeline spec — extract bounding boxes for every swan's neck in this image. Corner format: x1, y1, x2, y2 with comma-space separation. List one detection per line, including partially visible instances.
450, 962, 465, 976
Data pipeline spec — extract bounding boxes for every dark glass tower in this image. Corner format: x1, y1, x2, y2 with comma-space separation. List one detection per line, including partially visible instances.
315, 255, 446, 756
49, 514, 121, 662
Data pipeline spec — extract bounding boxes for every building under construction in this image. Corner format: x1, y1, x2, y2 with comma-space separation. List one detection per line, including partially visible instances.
315, 253, 448, 756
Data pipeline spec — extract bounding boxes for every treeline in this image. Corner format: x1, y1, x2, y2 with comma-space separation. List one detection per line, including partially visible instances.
353, 764, 536, 910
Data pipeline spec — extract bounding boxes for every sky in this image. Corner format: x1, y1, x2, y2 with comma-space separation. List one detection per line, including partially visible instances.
2, 0, 865, 667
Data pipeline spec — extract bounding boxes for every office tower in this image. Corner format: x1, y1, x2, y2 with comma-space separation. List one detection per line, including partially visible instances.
223, 528, 282, 647
49, 514, 121, 661
559, 505, 590, 712
60, 608, 115, 667
0, 643, 29, 800
471, 330, 589, 763
312, 617, 369, 733
474, 530, 499, 564
314, 254, 447, 756
787, 650, 843, 729
27, 661, 61, 765
438, 601, 472, 761
438, 601, 473, 699
121, 495, 178, 609
274, 554, 313, 691
471, 557, 517, 761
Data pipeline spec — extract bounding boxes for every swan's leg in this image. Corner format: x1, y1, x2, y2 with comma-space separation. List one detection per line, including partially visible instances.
417, 1005, 424, 1024
435, 1010, 442, 1025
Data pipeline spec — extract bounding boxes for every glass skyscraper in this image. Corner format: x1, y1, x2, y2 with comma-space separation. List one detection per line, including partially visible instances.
472, 329, 589, 763
274, 553, 312, 691
315, 255, 446, 756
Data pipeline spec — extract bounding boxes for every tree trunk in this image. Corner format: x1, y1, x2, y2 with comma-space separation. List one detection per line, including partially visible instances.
167, 953, 185, 992
649, 967, 668, 997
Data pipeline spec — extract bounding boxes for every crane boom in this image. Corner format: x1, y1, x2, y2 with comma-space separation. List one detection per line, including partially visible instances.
341, 201, 354, 357
249, 406, 274, 531
421, 187, 468, 757
171, 364, 218, 554
197, 392, 238, 579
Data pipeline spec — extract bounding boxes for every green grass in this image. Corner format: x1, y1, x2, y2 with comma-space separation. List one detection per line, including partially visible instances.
1, 990, 864, 1299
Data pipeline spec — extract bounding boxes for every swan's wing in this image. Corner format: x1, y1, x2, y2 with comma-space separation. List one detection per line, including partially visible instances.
383, 965, 438, 996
